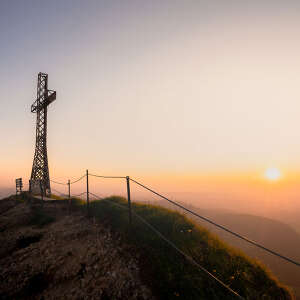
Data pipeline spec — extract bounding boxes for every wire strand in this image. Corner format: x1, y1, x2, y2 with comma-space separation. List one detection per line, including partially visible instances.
51, 187, 68, 197
89, 193, 244, 299
50, 179, 67, 185
130, 178, 300, 267
89, 192, 103, 200
70, 174, 86, 185
89, 174, 126, 179
71, 191, 87, 198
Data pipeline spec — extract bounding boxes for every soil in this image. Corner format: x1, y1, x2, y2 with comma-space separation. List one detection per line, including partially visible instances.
0, 197, 156, 300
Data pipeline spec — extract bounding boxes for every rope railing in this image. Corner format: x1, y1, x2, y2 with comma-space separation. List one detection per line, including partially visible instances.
88, 192, 244, 300
129, 178, 300, 267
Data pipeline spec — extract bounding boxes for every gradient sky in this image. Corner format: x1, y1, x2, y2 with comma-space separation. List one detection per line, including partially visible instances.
1, 1, 300, 220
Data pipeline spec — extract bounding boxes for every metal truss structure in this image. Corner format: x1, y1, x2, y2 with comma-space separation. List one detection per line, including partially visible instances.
29, 73, 56, 196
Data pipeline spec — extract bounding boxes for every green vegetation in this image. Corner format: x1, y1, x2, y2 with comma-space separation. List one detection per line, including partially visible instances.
82, 196, 293, 300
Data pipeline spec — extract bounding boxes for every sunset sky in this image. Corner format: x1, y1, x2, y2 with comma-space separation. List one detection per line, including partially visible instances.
1, 1, 300, 222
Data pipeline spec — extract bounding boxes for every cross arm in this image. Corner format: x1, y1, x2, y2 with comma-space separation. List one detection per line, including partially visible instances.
31, 90, 56, 113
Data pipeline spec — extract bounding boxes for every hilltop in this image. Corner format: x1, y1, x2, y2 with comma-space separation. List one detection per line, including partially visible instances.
0, 194, 294, 299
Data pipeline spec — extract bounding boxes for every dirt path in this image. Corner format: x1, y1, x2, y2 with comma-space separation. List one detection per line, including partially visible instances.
0, 198, 156, 300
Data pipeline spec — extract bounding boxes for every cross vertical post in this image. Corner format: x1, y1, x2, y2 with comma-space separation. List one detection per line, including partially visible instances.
29, 73, 56, 197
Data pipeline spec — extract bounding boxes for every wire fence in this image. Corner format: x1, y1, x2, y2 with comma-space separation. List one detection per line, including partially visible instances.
16, 170, 300, 299
28, 171, 300, 268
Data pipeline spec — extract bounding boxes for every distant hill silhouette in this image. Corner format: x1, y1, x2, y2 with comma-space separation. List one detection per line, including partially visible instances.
272, 210, 300, 235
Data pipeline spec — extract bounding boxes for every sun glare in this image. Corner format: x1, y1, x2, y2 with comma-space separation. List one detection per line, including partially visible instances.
264, 168, 281, 181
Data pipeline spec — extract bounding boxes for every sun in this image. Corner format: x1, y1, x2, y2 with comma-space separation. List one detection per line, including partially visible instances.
264, 168, 281, 181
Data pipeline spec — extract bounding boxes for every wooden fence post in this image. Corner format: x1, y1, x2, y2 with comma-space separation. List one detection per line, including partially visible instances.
126, 176, 132, 225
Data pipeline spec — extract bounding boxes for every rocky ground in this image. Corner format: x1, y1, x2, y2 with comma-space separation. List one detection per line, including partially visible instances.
0, 197, 156, 300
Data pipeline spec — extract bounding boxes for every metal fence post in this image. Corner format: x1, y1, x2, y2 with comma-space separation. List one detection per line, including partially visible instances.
126, 176, 132, 225
68, 180, 70, 199
86, 169, 90, 216
68, 179, 71, 213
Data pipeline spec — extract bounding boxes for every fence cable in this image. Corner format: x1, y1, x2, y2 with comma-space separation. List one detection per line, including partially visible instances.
89, 192, 103, 200
51, 187, 68, 197
89, 174, 126, 179
50, 179, 67, 185
71, 191, 87, 198
88, 193, 244, 300
70, 174, 86, 185
130, 178, 300, 267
